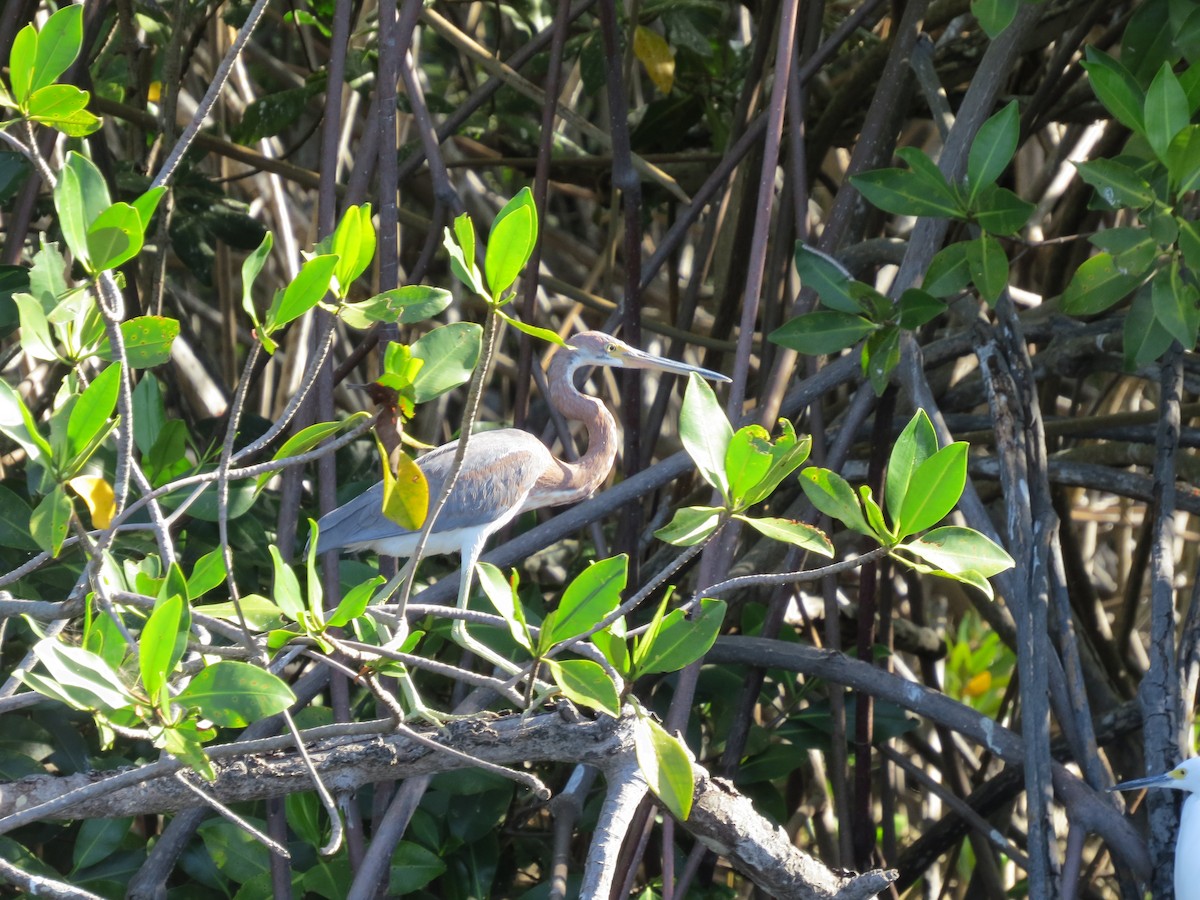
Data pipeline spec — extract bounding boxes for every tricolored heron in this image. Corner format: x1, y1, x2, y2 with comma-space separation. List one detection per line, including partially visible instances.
1112, 758, 1200, 900
316, 331, 730, 671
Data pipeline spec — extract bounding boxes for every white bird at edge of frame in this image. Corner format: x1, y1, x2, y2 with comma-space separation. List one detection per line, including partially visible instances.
314, 330, 731, 674
1111, 757, 1200, 900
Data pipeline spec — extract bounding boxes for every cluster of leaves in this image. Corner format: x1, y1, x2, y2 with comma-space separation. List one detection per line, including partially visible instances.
1065, 46, 1200, 367
770, 102, 1033, 392
0, 6, 100, 137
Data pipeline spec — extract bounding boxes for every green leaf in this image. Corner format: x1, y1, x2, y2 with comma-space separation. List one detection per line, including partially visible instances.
851, 153, 961, 219
735, 515, 833, 556
679, 373, 733, 500
339, 285, 452, 329
140, 594, 184, 703
29, 4, 83, 95
176, 661, 296, 727
0, 377, 52, 463
967, 100, 1019, 202
9, 24, 36, 105
166, 733, 221, 784
256, 412, 371, 492
131, 187, 166, 231
899, 526, 1014, 578
476, 562, 533, 652
444, 216, 486, 296
1145, 64, 1190, 162
485, 187, 538, 301
87, 199, 144, 272
634, 599, 726, 676
1075, 159, 1156, 209
896, 442, 967, 538
965, 234, 1008, 304
410, 322, 483, 403
923, 243, 972, 298
26, 82, 86, 120
265, 253, 338, 334
327, 574, 385, 629
114, 316, 179, 368
897, 288, 945, 329
724, 425, 773, 508
1091, 227, 1159, 276
859, 484, 890, 539
53, 161, 89, 267
30, 486, 72, 556
1082, 47, 1145, 136
793, 244, 858, 313
387, 843, 448, 895
1061, 253, 1149, 315
1180, 219, 1200, 272
740, 423, 811, 507
634, 716, 694, 820
0, 484, 37, 551
29, 638, 136, 711
862, 325, 901, 395
769, 311, 875, 355
71, 818, 132, 874
66, 362, 120, 470
196, 595, 286, 632
187, 549, 228, 599
1167, 125, 1200, 194
971, 185, 1034, 235
1120, 0, 1176, 85
971, 0, 1018, 38
330, 203, 375, 295
304, 522, 324, 628
545, 659, 620, 717
886, 410, 939, 525
269, 546, 306, 623
593, 627, 630, 679
654, 505, 723, 546
1125, 286, 1175, 369
241, 232, 273, 327
797, 467, 874, 536
496, 309, 568, 346
13, 292, 59, 361
541, 555, 626, 649
1151, 262, 1200, 348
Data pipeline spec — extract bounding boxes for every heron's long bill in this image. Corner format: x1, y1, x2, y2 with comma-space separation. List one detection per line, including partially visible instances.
1111, 770, 1186, 791
615, 346, 731, 383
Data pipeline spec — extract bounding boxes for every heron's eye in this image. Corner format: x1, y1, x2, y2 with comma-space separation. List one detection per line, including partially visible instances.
606, 343, 617, 353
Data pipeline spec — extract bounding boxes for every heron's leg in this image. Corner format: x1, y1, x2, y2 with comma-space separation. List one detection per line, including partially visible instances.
451, 543, 525, 679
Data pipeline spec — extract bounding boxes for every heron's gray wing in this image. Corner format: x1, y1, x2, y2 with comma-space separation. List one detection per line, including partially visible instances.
315, 430, 552, 552
414, 430, 552, 534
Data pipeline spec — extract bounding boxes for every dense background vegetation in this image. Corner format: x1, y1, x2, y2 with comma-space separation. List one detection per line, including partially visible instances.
0, 0, 1198, 897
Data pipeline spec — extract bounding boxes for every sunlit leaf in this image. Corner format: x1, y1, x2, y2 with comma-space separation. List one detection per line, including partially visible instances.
546, 658, 620, 717
634, 716, 694, 820
176, 661, 296, 727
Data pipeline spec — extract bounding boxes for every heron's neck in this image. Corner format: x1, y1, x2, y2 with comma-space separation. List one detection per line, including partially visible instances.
545, 354, 619, 502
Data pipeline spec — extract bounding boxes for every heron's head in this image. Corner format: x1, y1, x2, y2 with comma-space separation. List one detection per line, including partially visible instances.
564, 331, 730, 383
1112, 758, 1200, 794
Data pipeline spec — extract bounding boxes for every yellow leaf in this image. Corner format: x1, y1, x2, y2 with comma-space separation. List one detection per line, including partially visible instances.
964, 671, 992, 697
634, 26, 674, 95
147, 81, 162, 103
68, 475, 115, 528
375, 434, 428, 531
